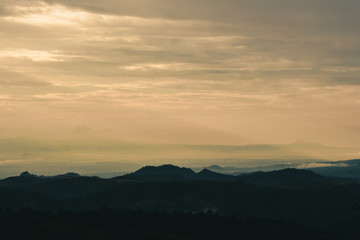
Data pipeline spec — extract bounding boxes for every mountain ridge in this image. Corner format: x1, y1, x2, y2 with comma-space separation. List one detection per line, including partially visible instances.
0, 164, 360, 238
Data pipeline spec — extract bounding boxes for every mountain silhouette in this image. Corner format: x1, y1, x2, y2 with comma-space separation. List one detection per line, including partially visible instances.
205, 165, 226, 172
309, 159, 360, 179
115, 164, 196, 181
237, 168, 332, 188
196, 169, 234, 181
1, 164, 360, 239
131, 164, 195, 176
116, 164, 236, 182
54, 172, 81, 178
115, 165, 338, 188
19, 171, 37, 178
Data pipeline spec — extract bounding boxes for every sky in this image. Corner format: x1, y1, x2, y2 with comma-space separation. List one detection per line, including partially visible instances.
1, 0, 360, 148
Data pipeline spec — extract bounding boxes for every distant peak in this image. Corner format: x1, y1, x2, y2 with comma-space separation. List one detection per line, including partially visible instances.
19, 171, 37, 177
138, 164, 193, 171
264, 168, 323, 178
291, 140, 324, 147
54, 172, 81, 178
206, 165, 224, 170
130, 164, 195, 177
196, 168, 234, 181
198, 169, 214, 174
293, 139, 312, 144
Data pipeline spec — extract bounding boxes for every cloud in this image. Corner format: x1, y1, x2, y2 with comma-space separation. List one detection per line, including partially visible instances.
0, 69, 51, 87
29, 0, 358, 39
298, 162, 349, 169
0, 0, 359, 147
119, 63, 196, 71
3, 3, 89, 26
0, 49, 65, 62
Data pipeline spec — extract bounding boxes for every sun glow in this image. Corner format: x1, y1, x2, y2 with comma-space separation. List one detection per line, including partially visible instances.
0, 49, 63, 62
4, 3, 94, 26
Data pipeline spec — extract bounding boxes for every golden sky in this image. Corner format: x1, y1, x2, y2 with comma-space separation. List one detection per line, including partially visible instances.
1, 0, 360, 147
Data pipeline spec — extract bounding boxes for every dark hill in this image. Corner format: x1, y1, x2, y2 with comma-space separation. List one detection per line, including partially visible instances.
131, 164, 195, 176
0, 209, 337, 240
310, 159, 360, 179
115, 165, 344, 188
195, 169, 235, 181
54, 172, 81, 178
206, 165, 226, 172
237, 168, 333, 188
0, 175, 118, 210
1, 165, 360, 238
115, 164, 196, 181
115, 165, 236, 182
19, 171, 37, 178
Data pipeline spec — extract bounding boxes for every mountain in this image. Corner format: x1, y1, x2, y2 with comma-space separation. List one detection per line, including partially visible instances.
1, 165, 360, 239
290, 140, 327, 148
18, 171, 81, 179
205, 165, 226, 172
237, 168, 332, 188
19, 171, 37, 178
117, 165, 234, 182
200, 163, 300, 175
115, 164, 196, 181
195, 169, 235, 181
130, 164, 196, 176
54, 172, 81, 178
202, 159, 360, 179
309, 159, 360, 178
0, 174, 117, 210
115, 164, 357, 188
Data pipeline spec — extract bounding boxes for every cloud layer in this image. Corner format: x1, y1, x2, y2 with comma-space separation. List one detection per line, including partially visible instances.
0, 0, 360, 147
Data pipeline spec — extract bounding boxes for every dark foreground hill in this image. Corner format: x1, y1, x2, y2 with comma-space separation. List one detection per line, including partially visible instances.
0, 165, 360, 239
0, 209, 335, 240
